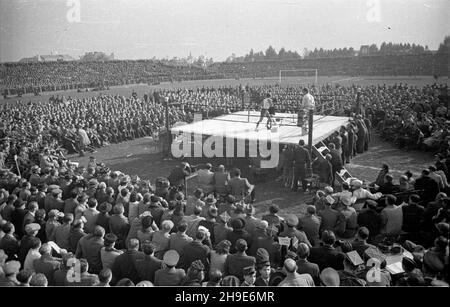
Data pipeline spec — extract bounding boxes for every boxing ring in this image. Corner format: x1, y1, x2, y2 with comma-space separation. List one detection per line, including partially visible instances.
171, 111, 350, 146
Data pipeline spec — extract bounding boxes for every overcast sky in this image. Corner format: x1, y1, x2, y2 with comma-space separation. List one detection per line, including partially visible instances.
0, 0, 448, 62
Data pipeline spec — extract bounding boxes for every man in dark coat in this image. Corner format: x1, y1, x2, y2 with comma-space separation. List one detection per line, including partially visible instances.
11, 200, 27, 239
75, 225, 105, 274
356, 116, 367, 154
308, 230, 345, 271
0, 222, 20, 261
292, 140, 311, 192
181, 230, 211, 271
134, 242, 163, 283
223, 239, 256, 282
414, 169, 440, 203
111, 238, 144, 285
340, 126, 349, 164
347, 124, 357, 159
328, 143, 343, 187
356, 200, 382, 243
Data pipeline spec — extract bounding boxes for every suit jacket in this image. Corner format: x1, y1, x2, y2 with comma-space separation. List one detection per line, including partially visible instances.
111, 250, 145, 284
33, 254, 61, 286
309, 245, 345, 271
296, 259, 320, 285
181, 241, 211, 271
134, 254, 163, 283
329, 149, 343, 170
75, 234, 104, 274
64, 198, 79, 214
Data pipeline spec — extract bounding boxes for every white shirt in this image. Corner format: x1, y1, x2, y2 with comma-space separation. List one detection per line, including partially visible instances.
24, 249, 41, 271
302, 93, 315, 111
262, 98, 272, 109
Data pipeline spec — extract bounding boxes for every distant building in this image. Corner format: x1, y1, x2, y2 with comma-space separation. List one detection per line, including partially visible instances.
79, 52, 115, 61
19, 54, 75, 63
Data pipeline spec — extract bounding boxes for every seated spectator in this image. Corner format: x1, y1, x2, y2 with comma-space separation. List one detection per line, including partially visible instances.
309, 230, 345, 271
197, 163, 215, 195
380, 194, 403, 238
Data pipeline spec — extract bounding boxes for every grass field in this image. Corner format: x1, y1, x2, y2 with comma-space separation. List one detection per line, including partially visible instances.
2, 75, 442, 217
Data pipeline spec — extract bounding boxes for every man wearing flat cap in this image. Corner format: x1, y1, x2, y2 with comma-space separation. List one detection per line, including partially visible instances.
248, 221, 282, 268
241, 266, 256, 287
0, 260, 21, 286
280, 214, 312, 247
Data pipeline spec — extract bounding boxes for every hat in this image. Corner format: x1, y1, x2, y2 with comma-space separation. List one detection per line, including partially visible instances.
256, 220, 269, 230
320, 267, 340, 286
285, 214, 299, 227
25, 223, 41, 234
98, 202, 112, 213
48, 184, 60, 191
351, 179, 362, 188
256, 248, 270, 267
207, 206, 218, 218
324, 186, 334, 194
402, 257, 417, 271
48, 209, 64, 219
243, 266, 256, 276
230, 217, 245, 230
4, 261, 21, 275
163, 250, 179, 266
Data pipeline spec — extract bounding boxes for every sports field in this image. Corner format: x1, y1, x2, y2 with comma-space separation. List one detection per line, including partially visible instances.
1, 75, 448, 104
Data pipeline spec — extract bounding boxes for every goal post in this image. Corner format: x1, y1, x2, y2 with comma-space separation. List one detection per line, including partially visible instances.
278, 69, 318, 85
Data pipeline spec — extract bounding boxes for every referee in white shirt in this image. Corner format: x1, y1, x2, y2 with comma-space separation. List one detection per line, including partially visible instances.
301, 87, 315, 112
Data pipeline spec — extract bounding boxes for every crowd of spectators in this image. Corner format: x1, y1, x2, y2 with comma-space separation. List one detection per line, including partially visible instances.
0, 151, 448, 287
2, 52, 448, 96
0, 75, 448, 286
0, 61, 221, 96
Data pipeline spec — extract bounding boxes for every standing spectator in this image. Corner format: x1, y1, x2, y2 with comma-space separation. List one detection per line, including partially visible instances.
181, 230, 211, 272
197, 163, 215, 195
296, 243, 320, 286
33, 243, 61, 286
83, 198, 99, 234
0, 222, 19, 261
154, 250, 186, 286
224, 239, 256, 282
111, 238, 143, 285
75, 225, 105, 274
100, 233, 123, 270
169, 222, 193, 258
292, 140, 311, 192
278, 258, 314, 287
402, 194, 425, 243
134, 242, 163, 283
